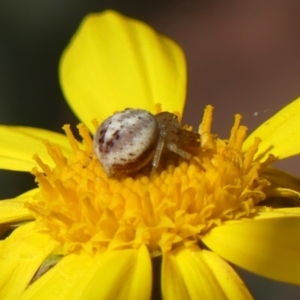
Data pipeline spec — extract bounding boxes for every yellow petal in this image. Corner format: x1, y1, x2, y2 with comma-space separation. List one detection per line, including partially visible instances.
162, 247, 252, 300
259, 207, 300, 216
18, 253, 95, 300
60, 10, 186, 132
202, 215, 300, 285
0, 126, 70, 172
260, 167, 300, 207
243, 96, 300, 161
263, 167, 300, 192
0, 191, 36, 224
0, 222, 58, 300
201, 250, 253, 300
20, 246, 151, 300
162, 250, 190, 299
79, 245, 151, 300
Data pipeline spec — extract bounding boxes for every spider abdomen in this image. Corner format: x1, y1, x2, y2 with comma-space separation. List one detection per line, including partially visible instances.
94, 109, 159, 176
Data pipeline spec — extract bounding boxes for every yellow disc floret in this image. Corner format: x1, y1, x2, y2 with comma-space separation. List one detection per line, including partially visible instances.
27, 106, 271, 255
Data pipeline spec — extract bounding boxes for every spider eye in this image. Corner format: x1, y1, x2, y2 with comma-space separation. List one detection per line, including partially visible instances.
94, 109, 159, 176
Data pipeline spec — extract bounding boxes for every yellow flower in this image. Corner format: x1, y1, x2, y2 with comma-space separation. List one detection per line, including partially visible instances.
1, 9, 300, 300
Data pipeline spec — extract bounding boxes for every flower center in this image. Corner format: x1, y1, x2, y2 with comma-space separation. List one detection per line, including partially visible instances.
27, 106, 271, 255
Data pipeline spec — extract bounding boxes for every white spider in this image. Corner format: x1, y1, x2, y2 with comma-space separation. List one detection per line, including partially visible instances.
93, 109, 200, 177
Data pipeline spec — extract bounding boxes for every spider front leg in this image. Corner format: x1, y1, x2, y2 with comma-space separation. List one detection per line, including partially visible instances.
151, 136, 166, 174
176, 128, 201, 147
151, 136, 193, 175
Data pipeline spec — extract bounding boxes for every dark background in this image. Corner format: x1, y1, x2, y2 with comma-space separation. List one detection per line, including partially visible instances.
1, 1, 300, 298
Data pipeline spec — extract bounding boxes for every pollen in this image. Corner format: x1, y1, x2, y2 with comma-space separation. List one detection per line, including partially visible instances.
27, 106, 271, 255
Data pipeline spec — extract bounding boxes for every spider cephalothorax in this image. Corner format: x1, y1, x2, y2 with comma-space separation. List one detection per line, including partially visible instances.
93, 108, 200, 177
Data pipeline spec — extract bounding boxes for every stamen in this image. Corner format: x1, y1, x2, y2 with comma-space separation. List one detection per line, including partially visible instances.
62, 124, 80, 152
243, 137, 261, 172
229, 114, 242, 147
199, 105, 215, 150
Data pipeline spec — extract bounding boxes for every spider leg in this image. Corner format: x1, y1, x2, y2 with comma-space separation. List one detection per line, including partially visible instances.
166, 142, 192, 160
176, 129, 200, 146
151, 136, 165, 174
155, 112, 179, 126
83, 152, 93, 168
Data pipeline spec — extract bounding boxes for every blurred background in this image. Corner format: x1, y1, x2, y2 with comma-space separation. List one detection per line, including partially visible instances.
1, 0, 300, 298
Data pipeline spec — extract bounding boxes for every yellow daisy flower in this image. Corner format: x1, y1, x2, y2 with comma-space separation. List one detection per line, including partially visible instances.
1, 9, 300, 300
